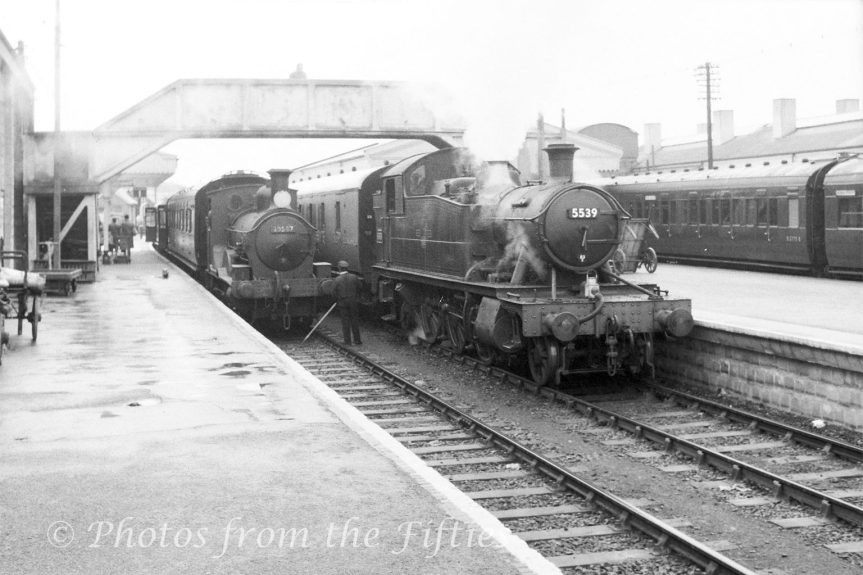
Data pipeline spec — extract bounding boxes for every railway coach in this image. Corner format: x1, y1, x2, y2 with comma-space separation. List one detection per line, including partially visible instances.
599, 155, 863, 277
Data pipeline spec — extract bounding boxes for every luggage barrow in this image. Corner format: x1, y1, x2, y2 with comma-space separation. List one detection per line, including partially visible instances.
612, 218, 660, 274
41, 268, 81, 296
0, 282, 42, 344
0, 250, 45, 343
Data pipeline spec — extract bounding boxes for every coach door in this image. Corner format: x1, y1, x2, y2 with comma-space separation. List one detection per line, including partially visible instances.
145, 207, 157, 242
380, 176, 404, 264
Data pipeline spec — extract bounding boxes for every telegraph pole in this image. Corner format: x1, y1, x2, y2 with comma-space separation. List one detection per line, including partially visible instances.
695, 62, 720, 170
52, 0, 62, 268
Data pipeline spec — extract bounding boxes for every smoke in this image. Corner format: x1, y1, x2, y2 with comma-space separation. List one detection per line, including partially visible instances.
498, 222, 546, 281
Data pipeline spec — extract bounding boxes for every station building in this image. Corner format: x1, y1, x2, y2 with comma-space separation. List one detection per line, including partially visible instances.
0, 31, 34, 254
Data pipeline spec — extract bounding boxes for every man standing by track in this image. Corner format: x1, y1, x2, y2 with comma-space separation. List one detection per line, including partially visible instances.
332, 260, 362, 346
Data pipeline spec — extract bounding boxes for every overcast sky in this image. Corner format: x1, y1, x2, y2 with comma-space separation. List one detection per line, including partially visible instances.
1, 0, 861, 185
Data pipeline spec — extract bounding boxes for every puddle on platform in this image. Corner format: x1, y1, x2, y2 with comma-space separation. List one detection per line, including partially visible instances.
127, 398, 161, 407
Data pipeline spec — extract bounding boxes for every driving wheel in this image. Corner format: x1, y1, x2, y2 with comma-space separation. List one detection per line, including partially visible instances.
444, 310, 467, 354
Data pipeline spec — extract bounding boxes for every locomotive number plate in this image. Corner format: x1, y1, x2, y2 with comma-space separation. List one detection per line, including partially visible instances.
270, 225, 295, 233
568, 208, 598, 219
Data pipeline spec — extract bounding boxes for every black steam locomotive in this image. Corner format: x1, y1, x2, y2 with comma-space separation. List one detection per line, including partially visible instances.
152, 170, 325, 328
599, 155, 863, 277
295, 145, 693, 385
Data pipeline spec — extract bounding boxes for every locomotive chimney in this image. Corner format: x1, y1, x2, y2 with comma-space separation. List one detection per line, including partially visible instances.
268, 168, 297, 210
543, 143, 578, 184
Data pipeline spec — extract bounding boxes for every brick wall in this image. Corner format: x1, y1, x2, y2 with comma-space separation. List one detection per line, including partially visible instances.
655, 325, 863, 431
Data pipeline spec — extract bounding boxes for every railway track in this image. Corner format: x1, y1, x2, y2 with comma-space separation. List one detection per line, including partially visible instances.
422, 333, 863, 567
279, 331, 756, 574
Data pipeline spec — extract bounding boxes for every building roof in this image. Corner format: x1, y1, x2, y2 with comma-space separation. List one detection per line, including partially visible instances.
641, 113, 863, 169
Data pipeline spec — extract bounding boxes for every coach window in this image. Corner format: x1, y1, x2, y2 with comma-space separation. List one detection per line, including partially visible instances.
319, 203, 325, 230
838, 195, 863, 228
720, 198, 731, 225
677, 199, 687, 224
688, 197, 698, 224
335, 201, 342, 231
699, 198, 708, 225
711, 199, 721, 225
659, 200, 670, 224
756, 198, 768, 226
788, 197, 800, 228
768, 198, 779, 226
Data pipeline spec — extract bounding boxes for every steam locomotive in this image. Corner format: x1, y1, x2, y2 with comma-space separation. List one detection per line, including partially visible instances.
152, 170, 325, 328
294, 145, 693, 385
599, 155, 863, 277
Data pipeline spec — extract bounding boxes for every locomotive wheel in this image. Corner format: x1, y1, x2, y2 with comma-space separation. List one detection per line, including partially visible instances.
444, 311, 467, 354
474, 342, 495, 366
644, 248, 658, 273
419, 302, 441, 344
528, 337, 560, 386
465, 302, 493, 365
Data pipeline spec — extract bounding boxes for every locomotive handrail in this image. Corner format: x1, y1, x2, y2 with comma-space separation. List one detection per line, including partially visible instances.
604, 270, 663, 300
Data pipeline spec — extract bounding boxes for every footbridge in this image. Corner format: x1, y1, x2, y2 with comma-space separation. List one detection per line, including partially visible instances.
23, 78, 465, 275
93, 78, 463, 183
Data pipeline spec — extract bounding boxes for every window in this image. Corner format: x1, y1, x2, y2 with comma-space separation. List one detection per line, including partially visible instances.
335, 201, 342, 231
756, 198, 768, 226
385, 179, 396, 213
720, 198, 731, 225
699, 199, 708, 224
788, 198, 799, 228
746, 199, 757, 225
688, 198, 698, 224
839, 196, 863, 228
768, 198, 778, 226
733, 199, 744, 225
659, 200, 670, 224
711, 199, 720, 225
319, 203, 325, 229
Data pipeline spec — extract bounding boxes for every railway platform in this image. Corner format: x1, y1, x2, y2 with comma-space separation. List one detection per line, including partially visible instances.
0, 244, 556, 575
640, 264, 863, 352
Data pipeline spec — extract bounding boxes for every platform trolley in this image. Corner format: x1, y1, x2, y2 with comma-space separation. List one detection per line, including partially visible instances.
611, 218, 660, 274
0, 251, 45, 352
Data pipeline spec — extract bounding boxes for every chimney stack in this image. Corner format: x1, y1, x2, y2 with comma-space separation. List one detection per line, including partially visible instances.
268, 168, 297, 210
773, 99, 796, 139
714, 109, 735, 144
836, 99, 860, 114
643, 123, 662, 155
544, 143, 578, 184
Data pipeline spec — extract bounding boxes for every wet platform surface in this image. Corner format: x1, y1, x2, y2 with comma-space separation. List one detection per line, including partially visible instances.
0, 245, 552, 575
634, 264, 863, 352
